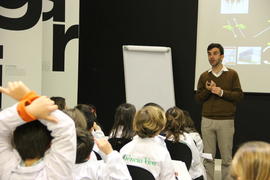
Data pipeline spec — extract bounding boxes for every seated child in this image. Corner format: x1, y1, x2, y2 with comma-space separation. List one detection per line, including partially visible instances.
0, 81, 76, 179
75, 104, 105, 138
64, 108, 88, 129
165, 106, 206, 180
182, 110, 204, 155
65, 107, 102, 160
109, 103, 136, 139
120, 106, 176, 180
230, 141, 270, 180
73, 128, 132, 180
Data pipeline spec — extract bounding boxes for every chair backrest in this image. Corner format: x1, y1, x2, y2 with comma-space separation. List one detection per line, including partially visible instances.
127, 165, 155, 180
93, 150, 102, 160
108, 137, 131, 152
165, 139, 192, 170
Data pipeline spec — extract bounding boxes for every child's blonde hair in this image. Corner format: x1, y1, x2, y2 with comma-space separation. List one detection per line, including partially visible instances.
133, 106, 166, 138
230, 141, 270, 180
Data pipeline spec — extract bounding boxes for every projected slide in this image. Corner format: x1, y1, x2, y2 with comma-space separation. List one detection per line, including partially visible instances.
221, 0, 249, 14
195, 0, 270, 92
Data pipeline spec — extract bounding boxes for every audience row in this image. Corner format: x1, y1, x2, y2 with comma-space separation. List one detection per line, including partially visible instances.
0, 81, 269, 180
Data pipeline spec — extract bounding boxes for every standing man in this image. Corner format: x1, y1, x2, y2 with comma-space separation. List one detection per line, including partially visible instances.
195, 43, 243, 180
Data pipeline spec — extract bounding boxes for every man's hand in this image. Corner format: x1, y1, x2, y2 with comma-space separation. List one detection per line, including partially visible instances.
26, 96, 58, 123
0, 81, 31, 101
205, 80, 216, 91
95, 138, 113, 155
211, 86, 223, 96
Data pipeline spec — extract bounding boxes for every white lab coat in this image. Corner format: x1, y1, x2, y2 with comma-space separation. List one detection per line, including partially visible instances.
73, 151, 131, 180
120, 135, 176, 180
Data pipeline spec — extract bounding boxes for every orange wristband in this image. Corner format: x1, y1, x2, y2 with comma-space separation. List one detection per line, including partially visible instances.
17, 100, 37, 122
20, 91, 39, 103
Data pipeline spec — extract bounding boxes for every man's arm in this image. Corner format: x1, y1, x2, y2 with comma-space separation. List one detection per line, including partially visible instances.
211, 71, 243, 102
222, 72, 244, 102
195, 73, 212, 103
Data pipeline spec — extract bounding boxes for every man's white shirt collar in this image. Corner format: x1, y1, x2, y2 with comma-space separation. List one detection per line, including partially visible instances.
208, 65, 228, 77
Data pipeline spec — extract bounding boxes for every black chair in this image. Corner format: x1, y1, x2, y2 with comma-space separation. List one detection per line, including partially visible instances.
194, 175, 204, 180
127, 165, 155, 180
108, 137, 131, 152
93, 150, 102, 160
165, 139, 192, 170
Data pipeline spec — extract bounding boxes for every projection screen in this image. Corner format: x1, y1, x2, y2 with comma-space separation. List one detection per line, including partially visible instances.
195, 0, 270, 93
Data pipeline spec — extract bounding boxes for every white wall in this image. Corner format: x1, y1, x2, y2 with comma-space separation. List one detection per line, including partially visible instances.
0, 4, 43, 107
42, 0, 79, 108
0, 0, 79, 108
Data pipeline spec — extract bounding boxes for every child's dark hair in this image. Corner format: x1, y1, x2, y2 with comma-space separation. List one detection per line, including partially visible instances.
110, 103, 136, 139
50, 96, 66, 110
75, 104, 97, 130
87, 104, 97, 116
13, 121, 52, 161
75, 128, 94, 164
183, 110, 197, 133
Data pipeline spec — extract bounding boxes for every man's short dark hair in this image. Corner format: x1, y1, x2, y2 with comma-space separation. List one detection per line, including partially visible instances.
207, 43, 224, 55
76, 128, 94, 164
50, 96, 66, 110
13, 121, 52, 161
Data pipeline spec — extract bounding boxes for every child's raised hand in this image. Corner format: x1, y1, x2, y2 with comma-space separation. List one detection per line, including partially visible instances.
0, 81, 31, 101
93, 122, 101, 131
26, 96, 59, 123
95, 138, 113, 155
